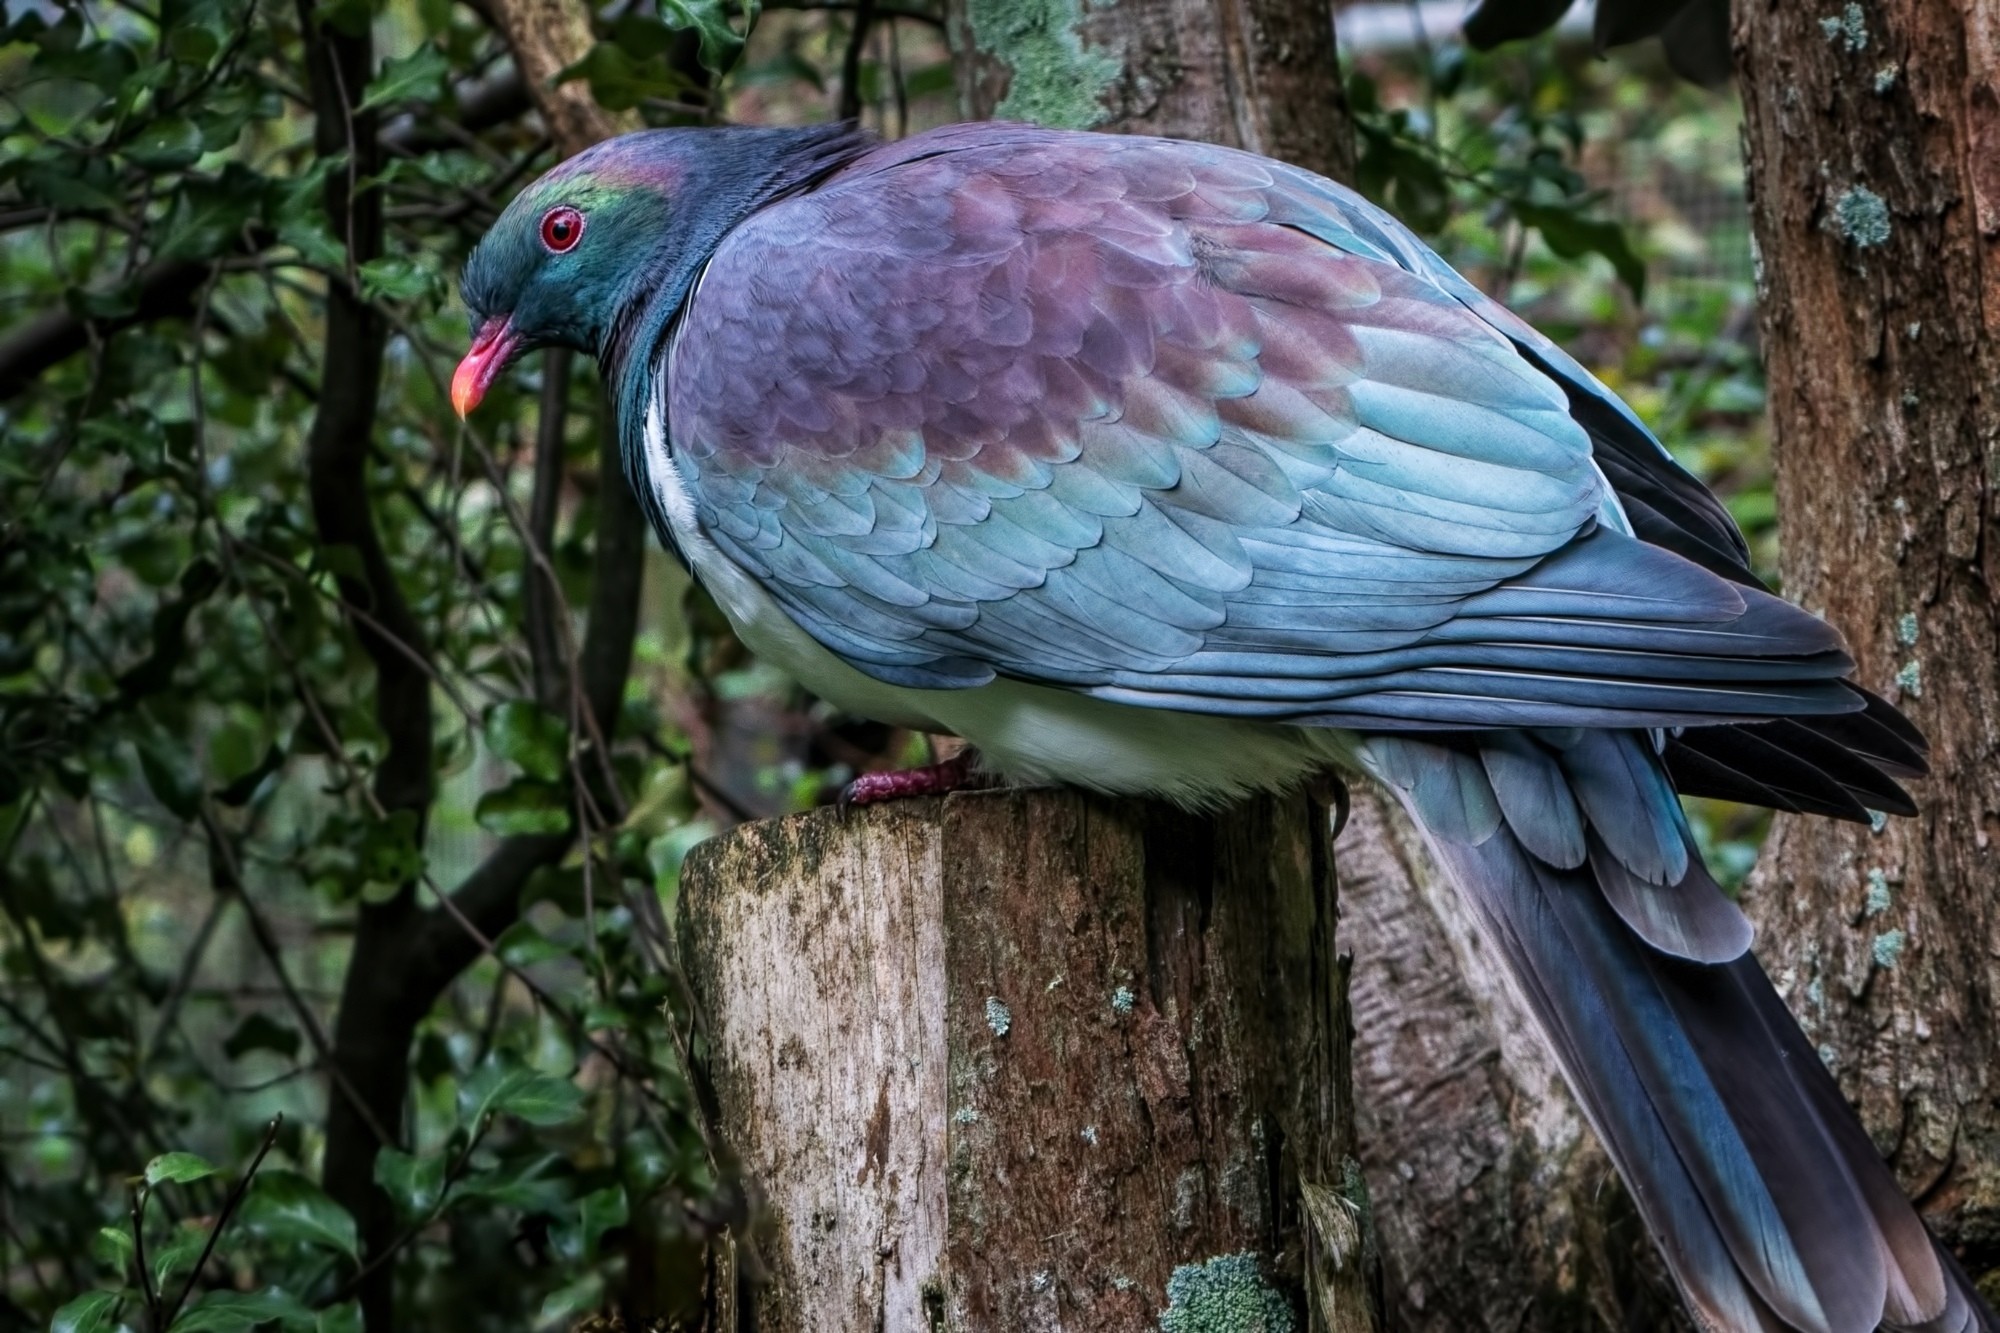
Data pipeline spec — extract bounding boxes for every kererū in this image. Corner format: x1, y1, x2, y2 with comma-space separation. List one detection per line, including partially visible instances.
455, 122, 1991, 1332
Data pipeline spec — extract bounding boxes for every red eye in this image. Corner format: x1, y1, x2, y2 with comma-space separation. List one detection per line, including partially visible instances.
540, 206, 585, 253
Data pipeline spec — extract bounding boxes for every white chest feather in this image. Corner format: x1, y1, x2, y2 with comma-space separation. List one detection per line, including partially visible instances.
639, 382, 1344, 807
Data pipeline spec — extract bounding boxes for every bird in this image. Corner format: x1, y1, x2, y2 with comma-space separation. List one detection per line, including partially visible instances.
455, 121, 1993, 1332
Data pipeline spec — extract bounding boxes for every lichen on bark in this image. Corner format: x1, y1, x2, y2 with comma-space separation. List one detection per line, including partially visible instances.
960, 0, 1119, 128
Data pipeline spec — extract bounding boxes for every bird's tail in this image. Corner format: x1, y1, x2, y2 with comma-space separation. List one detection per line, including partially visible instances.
1359, 729, 1994, 1333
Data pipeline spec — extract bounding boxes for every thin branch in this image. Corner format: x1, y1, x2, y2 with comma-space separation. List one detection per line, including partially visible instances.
525, 347, 573, 709
200, 807, 398, 1150
131, 1187, 161, 1331
160, 1115, 284, 1329
143, 893, 232, 1066
837, 0, 878, 122
314, 1116, 490, 1309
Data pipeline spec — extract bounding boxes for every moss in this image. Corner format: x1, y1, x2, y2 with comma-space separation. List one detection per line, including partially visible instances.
964, 0, 1120, 129
1872, 928, 1907, 969
1834, 186, 1892, 248
1159, 1252, 1294, 1333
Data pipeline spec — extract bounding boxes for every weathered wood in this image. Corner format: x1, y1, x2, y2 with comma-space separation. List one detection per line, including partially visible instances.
680, 787, 1368, 1332
1734, 0, 2000, 1286
944, 4, 1676, 1324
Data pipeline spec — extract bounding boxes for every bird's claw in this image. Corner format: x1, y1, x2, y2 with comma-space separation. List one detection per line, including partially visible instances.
836, 750, 989, 811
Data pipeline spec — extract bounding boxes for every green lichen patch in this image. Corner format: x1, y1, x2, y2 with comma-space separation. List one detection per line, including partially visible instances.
1159, 1252, 1294, 1333
1820, 3, 1868, 51
984, 995, 1012, 1037
1834, 186, 1892, 248
1872, 928, 1908, 969
965, 0, 1121, 129
1111, 984, 1136, 1016
1896, 659, 1923, 698
1865, 868, 1892, 916
1897, 612, 1921, 646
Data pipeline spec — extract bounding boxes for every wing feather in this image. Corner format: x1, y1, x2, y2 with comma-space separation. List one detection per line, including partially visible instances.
666, 127, 1869, 738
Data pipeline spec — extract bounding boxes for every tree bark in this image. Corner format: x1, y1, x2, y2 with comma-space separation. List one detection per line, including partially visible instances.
945, 4, 1686, 1328
680, 788, 1370, 1332
1735, 0, 2000, 1288
947, 0, 1354, 182
1338, 790, 1687, 1332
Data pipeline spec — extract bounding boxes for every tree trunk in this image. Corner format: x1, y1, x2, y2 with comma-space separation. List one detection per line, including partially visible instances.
1337, 790, 1687, 1332
946, 0, 1353, 181
679, 788, 1370, 1331
944, 5, 1686, 1328
1734, 0, 2000, 1288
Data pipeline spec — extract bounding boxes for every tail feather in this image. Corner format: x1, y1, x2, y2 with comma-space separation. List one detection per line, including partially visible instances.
1360, 731, 1994, 1333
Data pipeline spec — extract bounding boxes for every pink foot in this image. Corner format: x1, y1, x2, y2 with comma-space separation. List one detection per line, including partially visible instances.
840, 751, 989, 807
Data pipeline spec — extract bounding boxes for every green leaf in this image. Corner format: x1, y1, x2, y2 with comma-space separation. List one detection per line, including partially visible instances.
223, 1013, 301, 1062
474, 780, 571, 837
166, 24, 219, 64
357, 809, 424, 892
452, 1152, 568, 1212
145, 1151, 218, 1186
660, 0, 756, 78
553, 1184, 627, 1262
125, 115, 203, 169
536, 1273, 605, 1329
150, 1224, 208, 1294
207, 713, 266, 789
553, 42, 695, 113
495, 919, 567, 968
483, 701, 567, 782
316, 1304, 363, 1333
240, 1170, 359, 1260
459, 1060, 586, 1129
152, 173, 259, 265
357, 43, 447, 111
372, 1146, 447, 1217
169, 1289, 314, 1333
93, 1224, 136, 1270
1511, 199, 1648, 302
356, 255, 441, 305
51, 1289, 124, 1333
136, 732, 202, 821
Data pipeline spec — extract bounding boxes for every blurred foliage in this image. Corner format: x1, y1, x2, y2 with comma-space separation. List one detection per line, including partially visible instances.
1, 5, 1773, 1332
0, 1, 956, 1329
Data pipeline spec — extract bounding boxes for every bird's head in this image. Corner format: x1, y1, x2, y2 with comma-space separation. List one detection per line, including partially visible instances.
453, 124, 869, 419
453, 136, 678, 417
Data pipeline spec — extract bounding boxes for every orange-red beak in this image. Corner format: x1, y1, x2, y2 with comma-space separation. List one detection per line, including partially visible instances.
452, 315, 522, 418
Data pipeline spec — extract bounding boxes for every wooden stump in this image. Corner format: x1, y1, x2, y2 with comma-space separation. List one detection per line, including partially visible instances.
679, 787, 1373, 1333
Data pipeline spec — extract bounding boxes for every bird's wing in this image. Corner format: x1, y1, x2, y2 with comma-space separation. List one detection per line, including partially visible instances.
666, 128, 1853, 732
